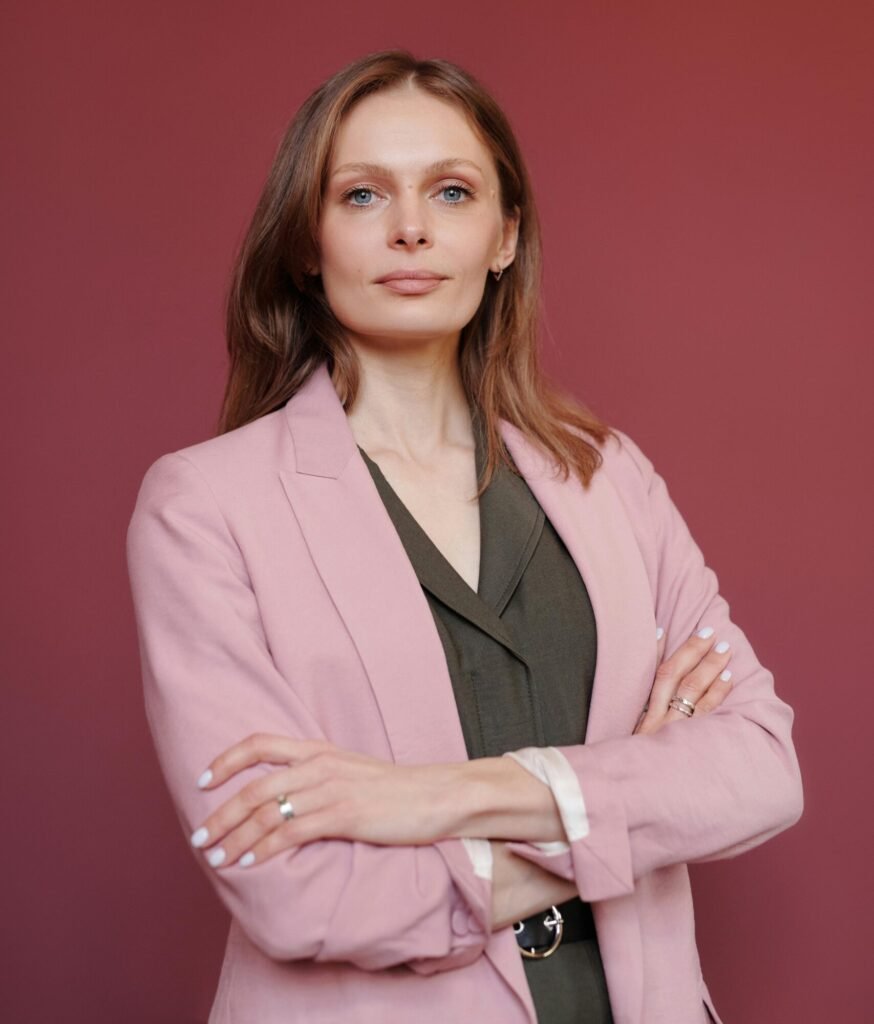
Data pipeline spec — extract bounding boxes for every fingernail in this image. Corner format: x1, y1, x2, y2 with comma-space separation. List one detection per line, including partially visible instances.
655, 626, 664, 640
720, 670, 732, 682
714, 640, 730, 654
207, 846, 226, 867
239, 852, 256, 868
197, 769, 213, 789
696, 626, 715, 639
190, 827, 209, 848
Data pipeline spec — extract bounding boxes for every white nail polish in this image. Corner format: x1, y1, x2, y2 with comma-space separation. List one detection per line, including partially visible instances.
197, 769, 213, 789
720, 670, 732, 682
207, 847, 226, 867
655, 626, 664, 640
696, 626, 715, 639
714, 640, 730, 654
190, 827, 209, 848
239, 852, 256, 868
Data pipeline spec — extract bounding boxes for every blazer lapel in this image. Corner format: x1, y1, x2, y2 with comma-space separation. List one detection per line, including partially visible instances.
498, 419, 658, 742
279, 366, 466, 766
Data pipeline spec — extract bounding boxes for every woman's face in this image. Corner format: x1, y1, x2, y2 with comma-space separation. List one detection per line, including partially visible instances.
315, 85, 519, 354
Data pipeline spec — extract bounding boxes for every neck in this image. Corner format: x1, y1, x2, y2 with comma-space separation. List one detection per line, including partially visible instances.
342, 339, 475, 461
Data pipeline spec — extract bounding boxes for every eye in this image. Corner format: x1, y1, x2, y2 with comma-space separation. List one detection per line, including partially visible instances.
342, 186, 377, 207
438, 182, 475, 204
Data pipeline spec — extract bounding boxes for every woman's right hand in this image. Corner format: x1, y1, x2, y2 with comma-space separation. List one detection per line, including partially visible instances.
633, 626, 734, 736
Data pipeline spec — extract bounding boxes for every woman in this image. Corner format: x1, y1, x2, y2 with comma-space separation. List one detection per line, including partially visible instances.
126, 50, 803, 1024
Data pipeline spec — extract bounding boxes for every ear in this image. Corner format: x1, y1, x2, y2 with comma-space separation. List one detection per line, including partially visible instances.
497, 204, 521, 268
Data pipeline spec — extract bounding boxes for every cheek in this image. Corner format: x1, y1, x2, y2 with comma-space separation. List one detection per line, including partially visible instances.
318, 222, 362, 281
320, 270, 366, 325
452, 243, 495, 292
317, 237, 375, 325
452, 216, 503, 272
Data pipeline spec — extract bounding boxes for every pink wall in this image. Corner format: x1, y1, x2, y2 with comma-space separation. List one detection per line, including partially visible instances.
3, 2, 871, 1020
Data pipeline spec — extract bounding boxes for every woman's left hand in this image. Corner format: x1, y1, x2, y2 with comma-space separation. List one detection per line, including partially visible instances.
190, 734, 460, 869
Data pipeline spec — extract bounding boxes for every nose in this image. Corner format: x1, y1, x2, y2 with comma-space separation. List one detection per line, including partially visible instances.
388, 190, 433, 249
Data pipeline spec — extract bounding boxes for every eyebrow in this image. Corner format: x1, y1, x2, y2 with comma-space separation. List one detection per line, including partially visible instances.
330, 158, 485, 180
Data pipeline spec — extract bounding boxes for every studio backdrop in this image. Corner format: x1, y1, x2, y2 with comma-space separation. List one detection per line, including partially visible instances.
2, 2, 871, 1021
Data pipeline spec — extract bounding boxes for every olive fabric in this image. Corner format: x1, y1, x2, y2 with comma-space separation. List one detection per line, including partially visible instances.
357, 421, 614, 1024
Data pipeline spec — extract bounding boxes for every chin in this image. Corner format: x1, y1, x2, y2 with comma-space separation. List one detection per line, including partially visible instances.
339, 309, 472, 338
339, 321, 465, 347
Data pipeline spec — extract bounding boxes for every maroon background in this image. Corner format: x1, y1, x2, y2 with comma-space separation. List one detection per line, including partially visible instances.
3, 2, 872, 1021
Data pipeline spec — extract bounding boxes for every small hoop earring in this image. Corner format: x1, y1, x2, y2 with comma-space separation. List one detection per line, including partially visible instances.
492, 266, 504, 282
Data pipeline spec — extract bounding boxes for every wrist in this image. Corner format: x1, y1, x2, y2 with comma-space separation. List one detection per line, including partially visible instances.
491, 840, 578, 929
441, 756, 566, 843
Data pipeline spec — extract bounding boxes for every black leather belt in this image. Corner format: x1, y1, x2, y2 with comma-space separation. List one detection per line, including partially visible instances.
513, 896, 596, 959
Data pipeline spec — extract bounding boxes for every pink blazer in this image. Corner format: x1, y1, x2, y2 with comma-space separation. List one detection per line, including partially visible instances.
126, 360, 803, 1024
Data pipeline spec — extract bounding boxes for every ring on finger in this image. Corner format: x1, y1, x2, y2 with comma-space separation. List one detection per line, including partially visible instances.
276, 793, 295, 821
668, 695, 696, 717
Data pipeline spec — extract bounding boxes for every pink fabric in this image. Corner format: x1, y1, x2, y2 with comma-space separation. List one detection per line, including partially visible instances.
126, 360, 802, 1023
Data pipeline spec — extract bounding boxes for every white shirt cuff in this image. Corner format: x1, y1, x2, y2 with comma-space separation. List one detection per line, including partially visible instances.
461, 836, 493, 880
503, 746, 590, 845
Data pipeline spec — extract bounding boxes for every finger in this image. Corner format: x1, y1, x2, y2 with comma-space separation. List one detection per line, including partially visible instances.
633, 626, 667, 735
691, 670, 733, 715
191, 753, 339, 849
239, 807, 342, 867
660, 644, 732, 725
201, 785, 331, 868
638, 627, 728, 732
196, 734, 334, 789
670, 638, 732, 706
637, 628, 714, 733
654, 622, 728, 704
191, 765, 296, 850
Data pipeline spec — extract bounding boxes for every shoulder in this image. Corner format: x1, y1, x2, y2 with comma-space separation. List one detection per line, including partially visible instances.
173, 406, 289, 478
141, 405, 290, 481
602, 426, 659, 490
560, 420, 658, 495
553, 422, 671, 562
131, 405, 291, 513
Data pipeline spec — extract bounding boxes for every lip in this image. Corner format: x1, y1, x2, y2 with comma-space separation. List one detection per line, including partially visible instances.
374, 270, 448, 295
374, 270, 447, 283
378, 277, 445, 294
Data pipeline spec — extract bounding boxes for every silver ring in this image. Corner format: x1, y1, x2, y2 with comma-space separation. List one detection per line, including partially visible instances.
276, 793, 295, 821
668, 695, 696, 717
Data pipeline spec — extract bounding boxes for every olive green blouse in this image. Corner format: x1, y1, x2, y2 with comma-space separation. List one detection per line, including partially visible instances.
357, 421, 614, 1024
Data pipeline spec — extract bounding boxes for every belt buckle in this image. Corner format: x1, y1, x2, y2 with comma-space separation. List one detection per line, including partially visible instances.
513, 905, 564, 959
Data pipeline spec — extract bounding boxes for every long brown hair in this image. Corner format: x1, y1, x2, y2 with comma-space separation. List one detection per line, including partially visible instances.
219, 49, 616, 493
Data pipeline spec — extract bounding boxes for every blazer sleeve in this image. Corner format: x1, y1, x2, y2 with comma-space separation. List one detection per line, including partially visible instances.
502, 429, 804, 900
125, 451, 492, 972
